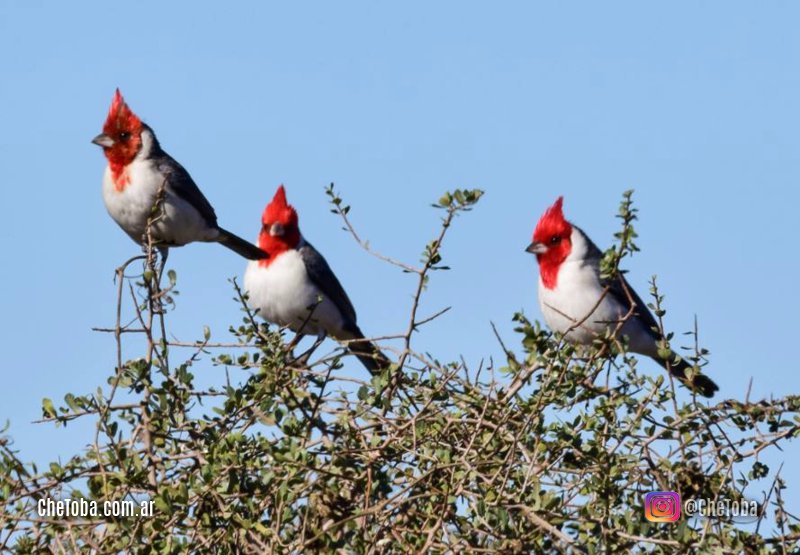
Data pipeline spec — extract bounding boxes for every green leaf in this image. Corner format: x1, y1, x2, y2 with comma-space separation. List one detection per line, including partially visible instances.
42, 398, 56, 418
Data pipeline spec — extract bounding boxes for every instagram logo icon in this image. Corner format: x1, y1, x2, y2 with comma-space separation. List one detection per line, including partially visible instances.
644, 491, 681, 522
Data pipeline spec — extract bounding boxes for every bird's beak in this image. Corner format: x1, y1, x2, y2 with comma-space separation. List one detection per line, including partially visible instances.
91, 133, 115, 148
526, 241, 547, 255
269, 222, 285, 237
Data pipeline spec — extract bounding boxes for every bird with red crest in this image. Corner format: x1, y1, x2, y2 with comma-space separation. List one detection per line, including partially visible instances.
243, 185, 390, 374
92, 89, 266, 265
526, 196, 719, 397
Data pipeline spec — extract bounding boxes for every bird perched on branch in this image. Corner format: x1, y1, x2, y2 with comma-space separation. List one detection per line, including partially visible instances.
92, 89, 266, 263
526, 196, 718, 397
244, 185, 390, 373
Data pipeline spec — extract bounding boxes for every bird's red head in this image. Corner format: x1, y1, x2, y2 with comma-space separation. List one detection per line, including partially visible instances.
527, 196, 573, 289
258, 185, 301, 265
92, 89, 144, 187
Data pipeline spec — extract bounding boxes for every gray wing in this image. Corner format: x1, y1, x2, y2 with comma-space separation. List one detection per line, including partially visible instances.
603, 272, 661, 340
298, 241, 358, 327
573, 225, 661, 339
153, 152, 219, 229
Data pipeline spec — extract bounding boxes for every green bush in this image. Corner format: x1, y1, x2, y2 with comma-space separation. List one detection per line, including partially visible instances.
1, 189, 798, 553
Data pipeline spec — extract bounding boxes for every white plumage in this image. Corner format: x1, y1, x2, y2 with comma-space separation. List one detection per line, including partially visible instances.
244, 246, 350, 340
101, 128, 219, 248
537, 226, 658, 357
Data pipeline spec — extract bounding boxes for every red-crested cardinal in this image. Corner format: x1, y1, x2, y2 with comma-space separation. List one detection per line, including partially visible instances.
243, 185, 390, 373
526, 197, 718, 398
92, 89, 266, 262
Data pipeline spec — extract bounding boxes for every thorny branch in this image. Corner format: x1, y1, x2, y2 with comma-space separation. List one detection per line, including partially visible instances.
1, 188, 798, 553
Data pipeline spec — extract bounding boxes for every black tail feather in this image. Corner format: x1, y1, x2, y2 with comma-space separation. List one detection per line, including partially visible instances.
658, 355, 719, 398
217, 228, 268, 260
346, 328, 392, 375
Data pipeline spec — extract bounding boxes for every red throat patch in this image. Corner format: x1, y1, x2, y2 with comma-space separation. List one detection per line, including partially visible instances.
100, 89, 144, 191
532, 196, 573, 289
258, 185, 301, 267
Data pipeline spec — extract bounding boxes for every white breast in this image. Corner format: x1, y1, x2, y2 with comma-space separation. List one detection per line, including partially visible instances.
101, 160, 218, 247
537, 243, 657, 356
243, 250, 347, 339
537, 259, 622, 344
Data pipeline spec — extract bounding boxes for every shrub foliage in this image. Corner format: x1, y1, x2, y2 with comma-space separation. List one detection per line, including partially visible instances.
1, 188, 799, 553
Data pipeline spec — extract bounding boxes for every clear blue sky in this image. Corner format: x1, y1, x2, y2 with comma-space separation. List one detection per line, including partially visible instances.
1, 0, 798, 519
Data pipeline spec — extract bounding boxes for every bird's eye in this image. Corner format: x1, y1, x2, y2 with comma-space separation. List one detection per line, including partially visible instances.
549, 236, 561, 245
118, 132, 131, 141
